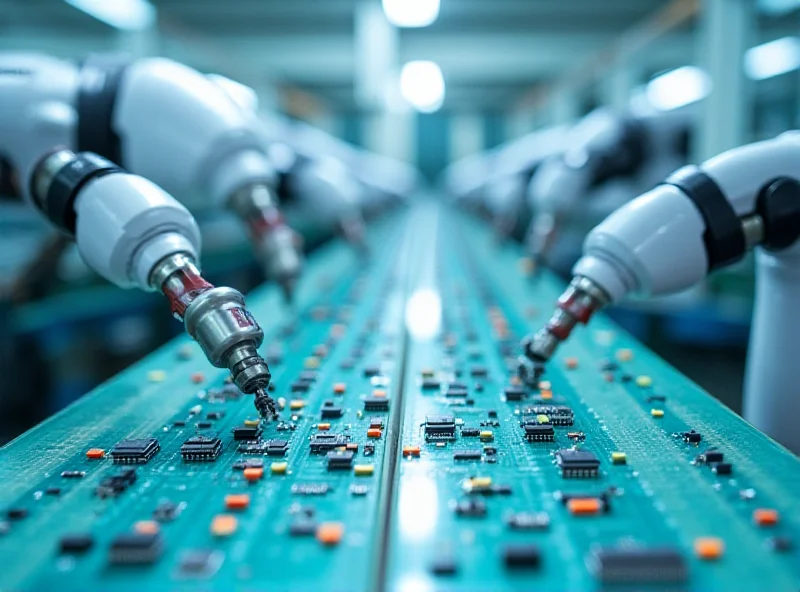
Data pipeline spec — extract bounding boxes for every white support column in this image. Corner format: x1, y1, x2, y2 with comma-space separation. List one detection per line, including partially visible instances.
354, 1, 398, 110
601, 61, 636, 114
549, 86, 581, 126
449, 112, 485, 161
504, 110, 536, 141
697, 0, 754, 161
363, 111, 415, 163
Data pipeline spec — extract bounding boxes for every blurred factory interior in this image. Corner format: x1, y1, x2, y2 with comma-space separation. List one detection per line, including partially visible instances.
1, 0, 799, 443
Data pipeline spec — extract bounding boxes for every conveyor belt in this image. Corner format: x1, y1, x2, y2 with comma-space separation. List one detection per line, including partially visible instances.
1, 201, 798, 591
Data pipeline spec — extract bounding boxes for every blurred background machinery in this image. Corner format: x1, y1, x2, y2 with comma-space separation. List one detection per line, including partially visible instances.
1, 0, 800, 442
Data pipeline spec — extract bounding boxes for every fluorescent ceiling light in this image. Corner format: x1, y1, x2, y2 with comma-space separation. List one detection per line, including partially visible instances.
400, 60, 445, 113
745, 37, 800, 80
646, 66, 711, 111
65, 0, 156, 31
382, 0, 440, 28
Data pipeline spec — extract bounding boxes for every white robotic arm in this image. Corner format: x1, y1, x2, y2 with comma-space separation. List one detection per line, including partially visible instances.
522, 131, 800, 451
526, 109, 691, 274
0, 52, 302, 300
0, 56, 278, 418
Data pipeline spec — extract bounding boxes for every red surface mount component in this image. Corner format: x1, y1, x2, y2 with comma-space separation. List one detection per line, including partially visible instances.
161, 268, 214, 320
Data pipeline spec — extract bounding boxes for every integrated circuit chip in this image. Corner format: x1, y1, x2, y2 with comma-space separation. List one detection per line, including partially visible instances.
556, 449, 600, 478
424, 415, 456, 440
526, 405, 574, 426
109, 532, 163, 565
180, 436, 222, 462
523, 424, 555, 442
326, 450, 355, 470
453, 450, 482, 461
232, 426, 262, 441
309, 434, 349, 453
95, 469, 137, 499
110, 438, 160, 465
588, 548, 688, 584
363, 397, 390, 411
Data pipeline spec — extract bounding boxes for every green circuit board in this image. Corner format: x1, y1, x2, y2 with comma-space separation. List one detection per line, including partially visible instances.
1, 202, 799, 592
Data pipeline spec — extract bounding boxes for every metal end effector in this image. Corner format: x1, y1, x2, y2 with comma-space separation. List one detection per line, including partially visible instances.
229, 183, 303, 304
518, 276, 610, 385
151, 253, 278, 420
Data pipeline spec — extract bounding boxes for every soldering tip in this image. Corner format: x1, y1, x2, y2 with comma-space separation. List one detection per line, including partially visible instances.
278, 276, 296, 305
254, 387, 278, 421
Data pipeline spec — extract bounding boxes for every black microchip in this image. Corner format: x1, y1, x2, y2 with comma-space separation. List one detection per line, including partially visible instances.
470, 366, 488, 377
288, 521, 317, 536
556, 449, 600, 478
196, 421, 212, 429
524, 424, 555, 442
488, 410, 498, 418
45, 487, 61, 496
326, 450, 355, 470
507, 512, 550, 530
291, 483, 330, 496
290, 381, 310, 393
178, 549, 222, 576
620, 374, 633, 383
6, 508, 27, 520
503, 544, 541, 569
683, 430, 702, 443
702, 450, 724, 463
425, 415, 456, 440
713, 462, 732, 475
110, 438, 160, 465
769, 536, 793, 552
340, 359, 355, 370
206, 411, 224, 420
364, 396, 390, 412
483, 446, 497, 455
446, 386, 469, 398
527, 405, 575, 426
60, 533, 94, 553
492, 484, 513, 495
364, 444, 375, 456
504, 386, 525, 401
232, 426, 263, 441
237, 439, 289, 456
421, 379, 441, 390
310, 434, 349, 453
454, 499, 487, 517
321, 406, 344, 419
646, 395, 667, 403
430, 557, 458, 576
109, 532, 163, 565
589, 548, 688, 584
363, 366, 381, 377
453, 450, 482, 461
173, 420, 186, 427
448, 382, 467, 390
461, 427, 480, 437
95, 469, 137, 498
153, 500, 181, 522
180, 436, 222, 462
61, 470, 86, 478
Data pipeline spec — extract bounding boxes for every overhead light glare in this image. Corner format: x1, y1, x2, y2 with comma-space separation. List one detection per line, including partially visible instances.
745, 36, 800, 80
645, 66, 711, 111
400, 61, 445, 113
382, 0, 440, 28
64, 0, 156, 31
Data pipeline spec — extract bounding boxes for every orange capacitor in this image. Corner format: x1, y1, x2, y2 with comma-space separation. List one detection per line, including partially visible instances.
753, 509, 779, 526
333, 383, 346, 394
85, 448, 105, 459
567, 498, 602, 515
346, 443, 359, 452
191, 372, 205, 384
373, 389, 387, 398
134, 520, 160, 534
316, 522, 344, 545
367, 429, 382, 438
243, 467, 264, 482
402, 446, 421, 457
694, 537, 724, 560
565, 357, 579, 369
317, 423, 331, 431
211, 514, 238, 537
225, 494, 251, 510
